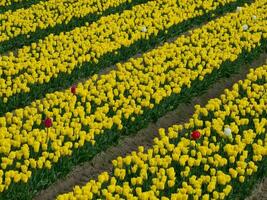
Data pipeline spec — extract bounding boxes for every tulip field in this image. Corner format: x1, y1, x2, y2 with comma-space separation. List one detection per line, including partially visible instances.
0, 0, 266, 199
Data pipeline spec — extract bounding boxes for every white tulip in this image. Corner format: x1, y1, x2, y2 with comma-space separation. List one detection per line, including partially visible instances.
236, 7, 242, 12
242, 24, 248, 31
252, 15, 257, 20
141, 26, 147, 32
224, 127, 232, 137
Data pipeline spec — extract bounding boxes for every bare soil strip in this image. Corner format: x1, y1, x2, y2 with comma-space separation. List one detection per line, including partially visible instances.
33, 52, 267, 200
246, 178, 267, 200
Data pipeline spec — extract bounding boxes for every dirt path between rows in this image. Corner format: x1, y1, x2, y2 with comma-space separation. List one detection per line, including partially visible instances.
33, 52, 267, 200
246, 178, 267, 200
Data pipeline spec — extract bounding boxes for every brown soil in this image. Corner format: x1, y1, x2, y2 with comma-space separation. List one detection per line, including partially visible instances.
33, 52, 267, 200
246, 178, 267, 200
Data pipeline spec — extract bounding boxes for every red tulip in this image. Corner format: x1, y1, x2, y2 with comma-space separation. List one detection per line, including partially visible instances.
191, 130, 201, 140
44, 118, 52, 128
71, 85, 77, 94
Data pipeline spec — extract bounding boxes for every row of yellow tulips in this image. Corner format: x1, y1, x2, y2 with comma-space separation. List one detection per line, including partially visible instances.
0, 0, 137, 43
56, 63, 267, 200
0, 0, 240, 102
0, 0, 29, 7
0, 0, 266, 195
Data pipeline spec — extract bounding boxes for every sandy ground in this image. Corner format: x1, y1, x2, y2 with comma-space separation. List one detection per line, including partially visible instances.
33, 50, 267, 200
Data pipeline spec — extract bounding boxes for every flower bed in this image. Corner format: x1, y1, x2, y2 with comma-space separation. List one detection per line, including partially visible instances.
0, 0, 149, 48
0, 1, 266, 199
0, 0, 43, 14
0, 0, 33, 7
57, 63, 267, 200
0, 0, 250, 106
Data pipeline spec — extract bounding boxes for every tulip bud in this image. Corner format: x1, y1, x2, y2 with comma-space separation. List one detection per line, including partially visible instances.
44, 118, 52, 128
224, 127, 233, 141
71, 85, 77, 94
236, 7, 242, 12
242, 24, 248, 31
191, 130, 201, 140
141, 26, 147, 32
224, 127, 232, 137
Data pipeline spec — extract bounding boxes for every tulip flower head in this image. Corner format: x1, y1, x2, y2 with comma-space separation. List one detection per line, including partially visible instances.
44, 118, 53, 128
224, 127, 232, 137
71, 85, 77, 94
141, 26, 147, 32
236, 7, 242, 12
242, 24, 248, 31
252, 15, 257, 20
224, 127, 233, 141
191, 130, 201, 140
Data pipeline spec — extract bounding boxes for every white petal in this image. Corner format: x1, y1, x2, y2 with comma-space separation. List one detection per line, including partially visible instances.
224, 127, 232, 136
141, 26, 147, 32
242, 24, 248, 31
236, 7, 242, 12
